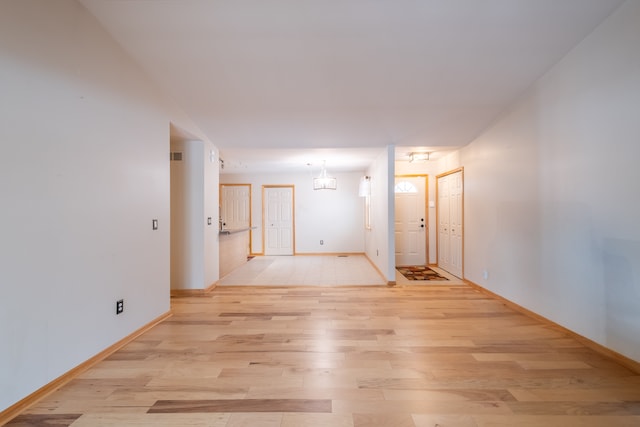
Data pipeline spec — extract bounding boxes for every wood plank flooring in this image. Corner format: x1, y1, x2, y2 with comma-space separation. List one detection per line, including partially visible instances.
7, 285, 640, 426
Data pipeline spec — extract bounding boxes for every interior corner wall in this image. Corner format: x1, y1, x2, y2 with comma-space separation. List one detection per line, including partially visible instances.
385, 146, 396, 280
364, 146, 395, 282
170, 140, 204, 290
170, 139, 220, 291
203, 144, 220, 289
459, 0, 640, 361
0, 0, 204, 412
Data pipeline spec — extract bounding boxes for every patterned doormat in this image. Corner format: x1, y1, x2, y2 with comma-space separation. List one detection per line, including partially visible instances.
397, 265, 448, 281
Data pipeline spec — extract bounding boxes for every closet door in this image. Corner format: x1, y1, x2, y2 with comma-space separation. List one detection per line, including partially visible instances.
437, 170, 463, 278
448, 171, 463, 277
221, 184, 250, 231
438, 175, 451, 270
263, 186, 294, 255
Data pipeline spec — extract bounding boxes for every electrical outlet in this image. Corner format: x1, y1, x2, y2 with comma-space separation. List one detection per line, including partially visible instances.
116, 299, 124, 315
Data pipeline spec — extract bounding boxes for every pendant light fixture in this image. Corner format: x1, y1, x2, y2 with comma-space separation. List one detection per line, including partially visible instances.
313, 161, 337, 190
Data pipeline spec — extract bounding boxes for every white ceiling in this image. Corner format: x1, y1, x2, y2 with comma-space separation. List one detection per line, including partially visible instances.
79, 0, 623, 174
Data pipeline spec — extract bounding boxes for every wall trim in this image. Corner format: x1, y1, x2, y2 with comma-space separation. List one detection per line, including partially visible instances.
364, 253, 392, 285
294, 252, 365, 257
465, 279, 640, 375
0, 310, 173, 425
170, 281, 217, 297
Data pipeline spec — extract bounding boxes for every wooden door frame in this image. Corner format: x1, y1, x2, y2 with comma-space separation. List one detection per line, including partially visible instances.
262, 185, 295, 255
436, 167, 464, 278
394, 174, 429, 266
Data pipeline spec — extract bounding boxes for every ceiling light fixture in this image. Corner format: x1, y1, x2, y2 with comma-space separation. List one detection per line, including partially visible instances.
409, 152, 431, 162
313, 161, 337, 190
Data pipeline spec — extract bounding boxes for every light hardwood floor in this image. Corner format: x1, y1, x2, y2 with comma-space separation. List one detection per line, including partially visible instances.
7, 283, 640, 426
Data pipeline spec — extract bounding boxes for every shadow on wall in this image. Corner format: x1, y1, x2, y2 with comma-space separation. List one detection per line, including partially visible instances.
604, 238, 640, 362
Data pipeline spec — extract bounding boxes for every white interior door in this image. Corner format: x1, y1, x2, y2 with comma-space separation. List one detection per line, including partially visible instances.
220, 184, 250, 230
449, 171, 463, 276
438, 175, 451, 269
437, 170, 463, 278
263, 186, 294, 256
395, 176, 427, 266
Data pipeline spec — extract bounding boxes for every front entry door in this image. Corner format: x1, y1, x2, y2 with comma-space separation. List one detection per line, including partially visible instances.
395, 176, 427, 266
263, 186, 294, 255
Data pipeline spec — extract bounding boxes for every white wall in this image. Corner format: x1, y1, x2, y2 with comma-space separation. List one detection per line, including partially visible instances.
457, 0, 640, 361
0, 0, 211, 411
203, 145, 220, 288
170, 140, 203, 290
221, 171, 365, 254
170, 139, 220, 290
364, 146, 396, 282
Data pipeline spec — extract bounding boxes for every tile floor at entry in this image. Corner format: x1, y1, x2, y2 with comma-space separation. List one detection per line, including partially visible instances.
218, 255, 465, 286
